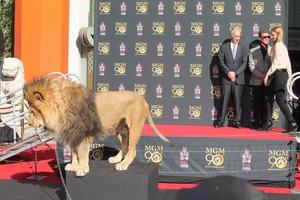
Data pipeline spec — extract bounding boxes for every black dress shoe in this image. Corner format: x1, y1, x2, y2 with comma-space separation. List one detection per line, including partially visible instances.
233, 121, 241, 128
254, 121, 263, 129
214, 121, 223, 128
256, 121, 272, 131
282, 122, 298, 133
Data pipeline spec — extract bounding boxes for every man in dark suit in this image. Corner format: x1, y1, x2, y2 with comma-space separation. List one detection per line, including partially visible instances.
248, 30, 273, 130
216, 27, 248, 128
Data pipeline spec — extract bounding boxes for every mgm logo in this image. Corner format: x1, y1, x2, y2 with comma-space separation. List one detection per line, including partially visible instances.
135, 42, 147, 55
173, 1, 186, 14
98, 42, 110, 55
212, 1, 225, 15
227, 107, 235, 121
89, 143, 104, 160
268, 150, 289, 170
190, 64, 203, 77
144, 145, 164, 164
269, 23, 282, 31
114, 62, 127, 76
173, 43, 186, 56
191, 22, 204, 35
152, 63, 164, 76
152, 22, 165, 35
134, 84, 147, 96
188, 106, 201, 119
115, 22, 127, 35
97, 83, 109, 92
252, 1, 264, 15
136, 2, 148, 14
205, 147, 225, 168
150, 105, 164, 118
229, 23, 243, 32
172, 84, 185, 98
211, 86, 222, 99
98, 2, 111, 15
211, 43, 221, 55
272, 108, 280, 122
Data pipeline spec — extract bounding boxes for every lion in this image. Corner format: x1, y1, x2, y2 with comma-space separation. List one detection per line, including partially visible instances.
24, 77, 171, 177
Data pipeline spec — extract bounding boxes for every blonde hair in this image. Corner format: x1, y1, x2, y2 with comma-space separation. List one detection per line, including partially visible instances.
271, 26, 284, 42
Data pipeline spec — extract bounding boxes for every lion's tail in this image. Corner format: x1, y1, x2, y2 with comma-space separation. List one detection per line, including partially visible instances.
146, 106, 172, 146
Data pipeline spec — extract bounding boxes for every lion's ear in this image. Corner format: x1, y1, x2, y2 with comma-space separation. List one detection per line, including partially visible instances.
33, 92, 44, 102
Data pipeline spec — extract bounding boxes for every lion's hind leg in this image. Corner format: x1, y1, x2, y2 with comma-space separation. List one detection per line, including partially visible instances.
108, 119, 129, 164
108, 133, 128, 164
115, 122, 142, 171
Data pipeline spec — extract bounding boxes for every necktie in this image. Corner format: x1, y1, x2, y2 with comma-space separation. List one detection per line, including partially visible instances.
232, 44, 237, 59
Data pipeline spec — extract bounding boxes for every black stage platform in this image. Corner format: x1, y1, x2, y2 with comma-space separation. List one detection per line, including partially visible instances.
1, 178, 300, 200
0, 158, 300, 200
65, 161, 159, 200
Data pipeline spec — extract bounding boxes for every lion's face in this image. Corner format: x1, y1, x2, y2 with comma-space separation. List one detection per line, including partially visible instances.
24, 77, 102, 150
28, 107, 45, 129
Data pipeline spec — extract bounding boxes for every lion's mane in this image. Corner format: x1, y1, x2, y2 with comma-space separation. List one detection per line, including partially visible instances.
24, 77, 102, 149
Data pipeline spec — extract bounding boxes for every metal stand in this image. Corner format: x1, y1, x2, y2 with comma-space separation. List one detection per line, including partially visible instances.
26, 149, 46, 181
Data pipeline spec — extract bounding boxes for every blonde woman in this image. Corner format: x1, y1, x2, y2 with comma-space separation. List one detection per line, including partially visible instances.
264, 26, 297, 133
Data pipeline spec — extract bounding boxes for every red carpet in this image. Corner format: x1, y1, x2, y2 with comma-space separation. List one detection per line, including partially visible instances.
143, 124, 293, 141
0, 125, 299, 195
0, 144, 61, 183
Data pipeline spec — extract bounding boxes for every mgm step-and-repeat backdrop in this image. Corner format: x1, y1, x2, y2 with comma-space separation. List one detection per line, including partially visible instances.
93, 0, 288, 126
89, 1, 296, 183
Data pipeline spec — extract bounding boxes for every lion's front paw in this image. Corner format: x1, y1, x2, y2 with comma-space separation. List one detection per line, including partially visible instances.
108, 154, 122, 164
65, 163, 78, 172
75, 166, 90, 177
115, 162, 129, 171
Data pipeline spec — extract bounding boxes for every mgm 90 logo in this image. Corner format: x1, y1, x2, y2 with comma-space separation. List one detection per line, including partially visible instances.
190, 64, 203, 77
89, 143, 104, 160
272, 108, 280, 122
230, 23, 243, 32
211, 86, 222, 99
189, 106, 201, 119
152, 22, 165, 35
115, 22, 127, 35
268, 150, 288, 170
269, 23, 282, 32
173, 43, 185, 56
134, 84, 146, 96
98, 2, 111, 15
97, 83, 109, 92
172, 84, 184, 98
150, 105, 164, 118
135, 42, 147, 55
252, 2, 264, 15
174, 1, 186, 14
191, 22, 204, 35
211, 43, 221, 55
144, 145, 164, 163
152, 63, 164, 76
136, 2, 148, 14
227, 107, 235, 120
205, 147, 225, 168
212, 1, 225, 15
98, 42, 110, 55
114, 62, 127, 75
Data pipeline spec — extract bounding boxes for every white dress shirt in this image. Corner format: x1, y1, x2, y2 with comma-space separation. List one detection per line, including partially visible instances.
266, 41, 292, 77
231, 42, 237, 59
